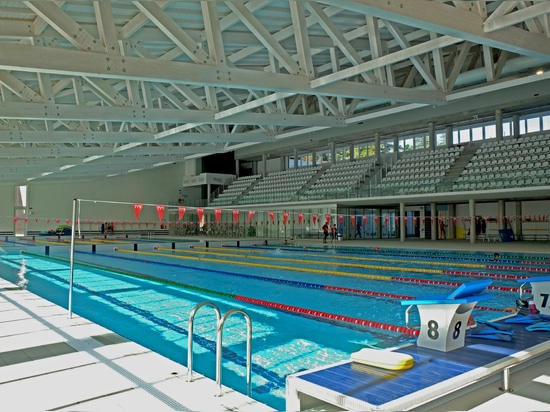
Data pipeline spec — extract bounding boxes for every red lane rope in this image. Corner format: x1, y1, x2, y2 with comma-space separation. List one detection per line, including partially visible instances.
390, 276, 522, 293
234, 296, 420, 337
443, 269, 528, 280
486, 264, 550, 272
323, 285, 412, 301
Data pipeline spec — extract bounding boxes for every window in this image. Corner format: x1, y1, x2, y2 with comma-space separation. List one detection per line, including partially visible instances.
484, 124, 496, 139
436, 131, 447, 146
526, 117, 540, 133
471, 126, 484, 141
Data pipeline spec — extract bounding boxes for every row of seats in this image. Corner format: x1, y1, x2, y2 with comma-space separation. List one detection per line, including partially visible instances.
302, 159, 375, 200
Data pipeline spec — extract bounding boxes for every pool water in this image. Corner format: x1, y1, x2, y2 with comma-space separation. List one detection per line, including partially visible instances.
0, 240, 546, 410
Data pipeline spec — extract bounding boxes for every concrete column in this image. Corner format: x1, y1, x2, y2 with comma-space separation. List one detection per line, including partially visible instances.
498, 200, 505, 231
262, 154, 267, 177
431, 202, 437, 241
400, 202, 406, 242
449, 204, 456, 239
330, 141, 336, 164
294, 148, 299, 168
515, 200, 523, 239
312, 150, 317, 166
235, 159, 239, 177
376, 209, 382, 239
350, 143, 355, 161
446, 126, 453, 147
428, 121, 436, 151
495, 109, 503, 141
469, 198, 476, 244
513, 114, 520, 138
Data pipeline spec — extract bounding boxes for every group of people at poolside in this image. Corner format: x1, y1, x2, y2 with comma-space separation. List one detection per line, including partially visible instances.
322, 222, 340, 243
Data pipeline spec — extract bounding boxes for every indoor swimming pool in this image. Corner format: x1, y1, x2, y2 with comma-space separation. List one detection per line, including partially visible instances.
0, 237, 548, 410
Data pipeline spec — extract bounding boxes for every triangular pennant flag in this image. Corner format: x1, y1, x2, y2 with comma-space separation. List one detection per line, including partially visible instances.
282, 212, 289, 225
156, 205, 165, 221
196, 208, 204, 223
215, 208, 222, 224
133, 203, 144, 220
178, 206, 186, 221
268, 211, 275, 224
232, 209, 240, 224
297, 213, 304, 225
312, 213, 318, 225
248, 210, 256, 223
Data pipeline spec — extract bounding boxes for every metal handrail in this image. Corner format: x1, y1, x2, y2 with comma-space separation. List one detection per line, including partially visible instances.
519, 281, 532, 301
187, 302, 221, 382
216, 308, 252, 397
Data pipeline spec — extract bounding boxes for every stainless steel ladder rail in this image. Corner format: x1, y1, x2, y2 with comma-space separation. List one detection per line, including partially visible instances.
187, 301, 221, 382
216, 308, 252, 397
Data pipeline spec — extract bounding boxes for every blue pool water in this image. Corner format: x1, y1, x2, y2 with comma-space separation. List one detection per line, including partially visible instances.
0, 239, 547, 410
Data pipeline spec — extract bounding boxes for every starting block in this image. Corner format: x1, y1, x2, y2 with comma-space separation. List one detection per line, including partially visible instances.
518, 276, 550, 316
401, 280, 493, 352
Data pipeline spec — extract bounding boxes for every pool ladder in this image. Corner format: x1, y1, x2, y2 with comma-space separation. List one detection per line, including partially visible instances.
187, 302, 252, 396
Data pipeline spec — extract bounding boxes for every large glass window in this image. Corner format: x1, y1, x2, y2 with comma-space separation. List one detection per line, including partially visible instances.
543, 114, 550, 131
526, 117, 541, 133
484, 124, 496, 139
471, 126, 484, 141
436, 131, 447, 146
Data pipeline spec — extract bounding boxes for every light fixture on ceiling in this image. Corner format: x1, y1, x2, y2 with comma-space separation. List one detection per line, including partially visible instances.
536, 69, 544, 75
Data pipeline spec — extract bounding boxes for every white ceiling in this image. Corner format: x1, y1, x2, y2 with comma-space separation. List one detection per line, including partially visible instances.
1, 0, 550, 184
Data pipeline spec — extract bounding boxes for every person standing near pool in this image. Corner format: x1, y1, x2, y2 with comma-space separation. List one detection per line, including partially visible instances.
322, 221, 329, 243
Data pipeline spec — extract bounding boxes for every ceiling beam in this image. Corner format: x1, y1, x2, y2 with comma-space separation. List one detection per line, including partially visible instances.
0, 101, 347, 127
335, 0, 550, 60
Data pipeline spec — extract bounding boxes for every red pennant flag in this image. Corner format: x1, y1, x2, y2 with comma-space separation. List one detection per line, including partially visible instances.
268, 211, 275, 224
13, 216, 18, 222
248, 210, 256, 223
156, 205, 165, 221
178, 206, 186, 221
351, 216, 355, 226
405, 216, 408, 225
338, 214, 343, 225
232, 209, 240, 224
312, 213, 318, 225
24, 217, 29, 223
35, 218, 39, 223
362, 215, 367, 227
453, 217, 457, 224
282, 212, 289, 225
196, 208, 204, 222
133, 203, 143, 220
66, 219, 70, 224
374, 215, 378, 224
413, 216, 418, 226
215, 208, 222, 224
325, 214, 331, 225
56, 218, 60, 224
297, 213, 304, 225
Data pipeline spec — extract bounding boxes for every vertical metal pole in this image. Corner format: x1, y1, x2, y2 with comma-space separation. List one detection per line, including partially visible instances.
68, 198, 77, 318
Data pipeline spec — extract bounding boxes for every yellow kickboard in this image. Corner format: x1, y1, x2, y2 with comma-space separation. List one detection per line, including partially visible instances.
350, 348, 414, 370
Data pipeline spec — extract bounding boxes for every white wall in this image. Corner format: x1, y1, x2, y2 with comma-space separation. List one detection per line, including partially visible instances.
0, 163, 187, 233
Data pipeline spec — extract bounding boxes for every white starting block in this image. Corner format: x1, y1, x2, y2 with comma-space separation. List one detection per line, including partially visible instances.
518, 276, 550, 316
401, 280, 493, 352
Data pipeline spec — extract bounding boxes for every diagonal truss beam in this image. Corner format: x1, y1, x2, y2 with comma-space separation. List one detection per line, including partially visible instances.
336, 0, 550, 59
